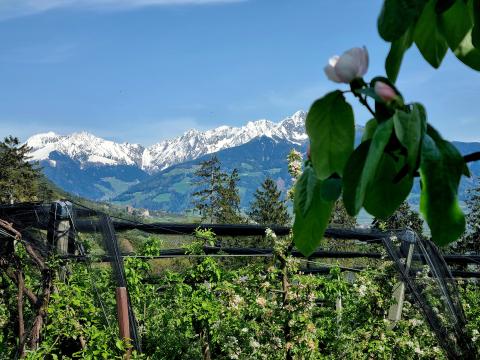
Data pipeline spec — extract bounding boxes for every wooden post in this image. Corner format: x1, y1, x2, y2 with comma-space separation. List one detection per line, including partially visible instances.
388, 242, 415, 325
116, 287, 131, 358
17, 270, 25, 358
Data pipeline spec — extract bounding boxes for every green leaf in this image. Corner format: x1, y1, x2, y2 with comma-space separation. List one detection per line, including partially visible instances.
414, 0, 449, 68
473, 0, 480, 48
386, 27, 414, 83
343, 141, 370, 216
356, 88, 383, 103
435, 0, 456, 14
306, 90, 355, 180
378, 0, 427, 41
320, 177, 342, 202
361, 118, 378, 143
393, 103, 426, 174
364, 153, 414, 219
419, 133, 466, 246
293, 179, 334, 256
438, 0, 473, 50
453, 28, 480, 70
294, 166, 318, 216
345, 119, 394, 215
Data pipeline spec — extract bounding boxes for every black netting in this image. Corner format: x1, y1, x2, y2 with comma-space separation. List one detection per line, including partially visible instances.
382, 230, 476, 360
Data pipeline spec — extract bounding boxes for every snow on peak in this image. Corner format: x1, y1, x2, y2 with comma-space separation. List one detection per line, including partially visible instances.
26, 131, 144, 167
27, 110, 308, 173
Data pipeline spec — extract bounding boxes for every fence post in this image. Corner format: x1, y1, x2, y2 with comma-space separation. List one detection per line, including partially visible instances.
388, 237, 415, 325
116, 287, 131, 358
47, 201, 74, 281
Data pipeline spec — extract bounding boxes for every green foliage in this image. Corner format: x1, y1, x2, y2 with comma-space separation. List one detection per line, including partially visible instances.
345, 119, 395, 216
306, 90, 355, 180
329, 199, 357, 228
380, 0, 480, 78
377, 0, 427, 42
0, 136, 42, 203
419, 130, 466, 246
247, 177, 290, 226
452, 177, 480, 253
414, 0, 449, 68
295, 2, 475, 252
293, 167, 334, 256
191, 156, 243, 224
372, 201, 424, 235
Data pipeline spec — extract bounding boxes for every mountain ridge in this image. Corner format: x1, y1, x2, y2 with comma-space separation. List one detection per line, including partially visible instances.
27, 110, 310, 174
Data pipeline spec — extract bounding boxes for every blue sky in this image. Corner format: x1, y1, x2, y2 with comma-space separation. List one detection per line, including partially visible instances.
0, 0, 479, 145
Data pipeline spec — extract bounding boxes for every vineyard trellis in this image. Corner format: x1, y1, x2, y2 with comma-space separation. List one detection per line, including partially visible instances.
0, 201, 478, 359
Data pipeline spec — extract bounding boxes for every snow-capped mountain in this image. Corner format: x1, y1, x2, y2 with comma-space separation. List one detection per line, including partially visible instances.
28, 131, 145, 168
27, 110, 309, 173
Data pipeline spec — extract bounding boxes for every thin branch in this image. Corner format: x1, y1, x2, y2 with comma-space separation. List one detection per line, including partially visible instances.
464, 152, 480, 164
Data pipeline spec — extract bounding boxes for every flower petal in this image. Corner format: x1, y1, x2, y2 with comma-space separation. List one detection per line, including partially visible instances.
334, 53, 358, 83
324, 64, 342, 83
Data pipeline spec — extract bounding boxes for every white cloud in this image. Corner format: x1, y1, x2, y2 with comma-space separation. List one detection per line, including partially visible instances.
0, 0, 246, 20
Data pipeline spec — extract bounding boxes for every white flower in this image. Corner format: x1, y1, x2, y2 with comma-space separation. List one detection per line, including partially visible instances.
358, 284, 367, 297
324, 46, 369, 83
256, 297, 267, 307
250, 339, 260, 349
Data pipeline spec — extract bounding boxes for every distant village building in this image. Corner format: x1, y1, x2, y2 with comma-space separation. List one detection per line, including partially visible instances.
126, 205, 134, 214
140, 209, 150, 218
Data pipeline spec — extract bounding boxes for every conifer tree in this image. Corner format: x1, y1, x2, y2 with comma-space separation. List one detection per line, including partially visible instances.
217, 168, 243, 224
330, 200, 357, 228
0, 136, 41, 203
191, 156, 243, 223
454, 179, 480, 253
248, 177, 290, 226
191, 156, 224, 222
372, 201, 423, 236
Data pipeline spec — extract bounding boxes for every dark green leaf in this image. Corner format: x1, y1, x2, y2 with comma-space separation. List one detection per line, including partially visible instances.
419, 133, 466, 246
427, 125, 470, 177
357, 120, 394, 210
435, 0, 456, 14
343, 141, 370, 216
453, 32, 480, 70
306, 90, 355, 180
438, 0, 473, 50
320, 177, 342, 202
344, 120, 394, 216
393, 104, 426, 174
473, 0, 480, 48
293, 179, 334, 256
364, 153, 414, 219
361, 118, 378, 143
294, 166, 318, 216
414, 0, 449, 68
378, 0, 427, 41
386, 27, 414, 83
356, 88, 383, 103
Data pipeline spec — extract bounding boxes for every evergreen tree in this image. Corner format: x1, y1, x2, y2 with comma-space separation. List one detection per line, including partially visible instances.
454, 179, 480, 253
191, 156, 224, 222
372, 201, 424, 236
217, 168, 243, 224
329, 199, 357, 228
248, 177, 290, 226
191, 156, 243, 223
0, 136, 41, 203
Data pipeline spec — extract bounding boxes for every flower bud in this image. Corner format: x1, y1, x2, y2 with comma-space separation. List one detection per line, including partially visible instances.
374, 81, 398, 102
324, 46, 369, 84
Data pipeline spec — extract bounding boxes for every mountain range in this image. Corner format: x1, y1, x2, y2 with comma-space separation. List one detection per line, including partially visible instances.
26, 110, 480, 213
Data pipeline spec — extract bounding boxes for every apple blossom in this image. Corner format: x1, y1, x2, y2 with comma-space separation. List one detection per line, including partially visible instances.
374, 81, 398, 102
324, 46, 369, 83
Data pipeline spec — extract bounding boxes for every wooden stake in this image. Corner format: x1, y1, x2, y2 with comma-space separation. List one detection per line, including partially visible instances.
116, 286, 130, 339
17, 270, 25, 358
